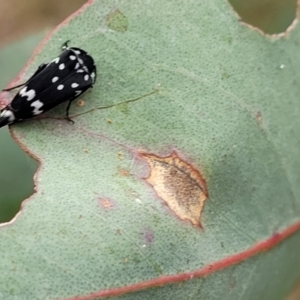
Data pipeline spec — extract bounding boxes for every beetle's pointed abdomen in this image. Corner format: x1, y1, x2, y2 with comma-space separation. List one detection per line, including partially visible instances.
0, 109, 15, 128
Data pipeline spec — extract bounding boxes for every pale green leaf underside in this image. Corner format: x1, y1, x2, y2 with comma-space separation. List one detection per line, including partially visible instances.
1, 1, 300, 299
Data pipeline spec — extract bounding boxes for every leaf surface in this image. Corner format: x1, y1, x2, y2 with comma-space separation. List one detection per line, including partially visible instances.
1, 1, 300, 299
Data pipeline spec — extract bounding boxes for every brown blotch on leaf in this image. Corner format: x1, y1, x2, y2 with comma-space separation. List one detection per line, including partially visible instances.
99, 198, 115, 210
77, 99, 85, 107
118, 168, 130, 177
141, 152, 208, 228
256, 111, 262, 123
118, 152, 124, 160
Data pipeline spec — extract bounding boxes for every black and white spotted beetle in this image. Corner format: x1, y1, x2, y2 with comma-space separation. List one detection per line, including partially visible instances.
0, 41, 96, 128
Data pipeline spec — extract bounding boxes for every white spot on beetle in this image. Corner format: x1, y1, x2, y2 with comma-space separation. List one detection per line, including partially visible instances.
31, 100, 44, 115
59, 63, 65, 70
69, 55, 76, 60
19, 87, 36, 101
1, 110, 15, 122
78, 58, 83, 64
84, 74, 89, 81
75, 63, 80, 69
74, 50, 81, 55
52, 57, 60, 64
52, 76, 59, 83
75, 90, 82, 96
57, 84, 64, 90
71, 83, 79, 88
19, 87, 26, 94
77, 69, 84, 73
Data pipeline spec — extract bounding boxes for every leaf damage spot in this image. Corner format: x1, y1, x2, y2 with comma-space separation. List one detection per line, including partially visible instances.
106, 9, 129, 33
142, 229, 155, 244
98, 197, 115, 210
118, 152, 124, 160
141, 152, 208, 227
77, 99, 85, 107
118, 168, 130, 177
256, 111, 263, 124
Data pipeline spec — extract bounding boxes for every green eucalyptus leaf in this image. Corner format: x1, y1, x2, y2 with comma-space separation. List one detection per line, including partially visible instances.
0, 1, 300, 299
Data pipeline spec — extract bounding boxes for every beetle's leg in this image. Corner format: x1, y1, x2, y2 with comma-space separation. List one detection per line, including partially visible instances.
65, 99, 75, 124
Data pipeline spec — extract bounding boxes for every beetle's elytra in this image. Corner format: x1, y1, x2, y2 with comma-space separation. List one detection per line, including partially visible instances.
0, 41, 96, 128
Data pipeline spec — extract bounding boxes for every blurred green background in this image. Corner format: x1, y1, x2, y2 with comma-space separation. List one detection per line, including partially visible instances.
0, 0, 299, 297
229, 0, 297, 34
